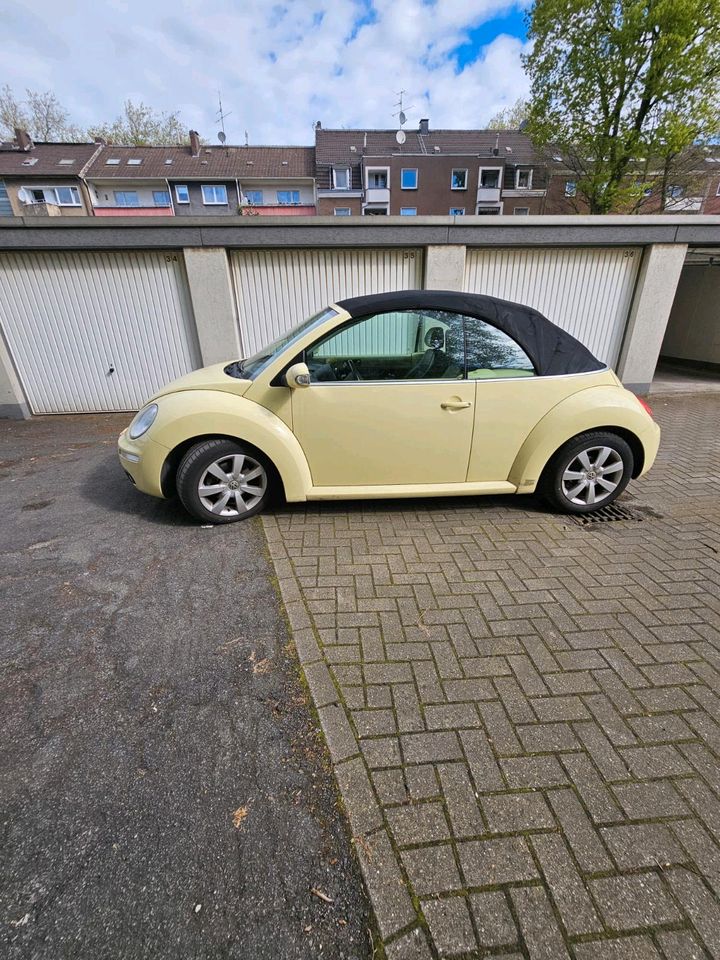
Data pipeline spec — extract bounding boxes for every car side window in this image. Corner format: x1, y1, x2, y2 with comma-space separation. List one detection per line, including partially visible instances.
465, 317, 536, 379
304, 310, 465, 382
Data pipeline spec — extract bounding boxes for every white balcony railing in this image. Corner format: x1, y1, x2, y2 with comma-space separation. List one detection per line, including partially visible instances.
477, 187, 501, 202
365, 187, 390, 203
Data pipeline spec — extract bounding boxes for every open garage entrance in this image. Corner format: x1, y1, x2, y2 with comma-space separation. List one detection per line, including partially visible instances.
652, 247, 720, 395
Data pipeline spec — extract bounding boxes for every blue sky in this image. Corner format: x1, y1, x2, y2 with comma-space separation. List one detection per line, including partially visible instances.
4, 0, 532, 144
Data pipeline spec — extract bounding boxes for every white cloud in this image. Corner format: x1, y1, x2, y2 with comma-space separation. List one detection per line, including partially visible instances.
4, 0, 530, 143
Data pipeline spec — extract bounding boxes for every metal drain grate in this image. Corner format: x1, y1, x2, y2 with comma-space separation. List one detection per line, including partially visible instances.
571, 502, 645, 525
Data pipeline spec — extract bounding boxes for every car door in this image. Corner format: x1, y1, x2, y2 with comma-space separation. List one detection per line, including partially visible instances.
291, 309, 475, 487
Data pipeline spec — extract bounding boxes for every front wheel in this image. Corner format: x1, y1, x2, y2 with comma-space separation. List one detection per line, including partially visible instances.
539, 431, 634, 514
176, 439, 272, 524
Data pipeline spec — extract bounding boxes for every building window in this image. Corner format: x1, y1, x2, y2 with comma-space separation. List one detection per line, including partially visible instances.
449, 207, 465, 215
564, 180, 577, 197
363, 207, 388, 215
666, 184, 683, 199
244, 190, 263, 205
516, 170, 532, 189
153, 190, 171, 206
716, 181, 720, 197
201, 184, 228, 205
332, 167, 351, 189
513, 207, 530, 215
277, 190, 300, 205
0, 179, 11, 217
175, 184, 190, 204
127, 158, 142, 166
479, 169, 501, 188
400, 207, 417, 215
366, 169, 388, 189
451, 169, 468, 190
475, 205, 502, 215
105, 158, 121, 165
401, 168, 418, 189
54, 186, 81, 206
334, 207, 351, 216
114, 191, 140, 207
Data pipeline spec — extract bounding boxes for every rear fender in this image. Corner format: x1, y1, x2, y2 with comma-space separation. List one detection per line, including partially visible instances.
508, 386, 653, 492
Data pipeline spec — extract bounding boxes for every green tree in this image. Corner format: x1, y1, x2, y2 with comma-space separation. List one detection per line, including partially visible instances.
0, 86, 83, 141
87, 100, 186, 146
487, 98, 529, 129
524, 0, 720, 213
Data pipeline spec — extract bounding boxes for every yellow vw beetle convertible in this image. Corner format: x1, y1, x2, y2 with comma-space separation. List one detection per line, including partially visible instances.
118, 290, 660, 524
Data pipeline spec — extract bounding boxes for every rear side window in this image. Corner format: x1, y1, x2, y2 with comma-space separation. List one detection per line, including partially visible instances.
465, 317, 535, 378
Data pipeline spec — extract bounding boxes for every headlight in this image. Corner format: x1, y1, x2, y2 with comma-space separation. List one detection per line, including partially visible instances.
128, 403, 158, 439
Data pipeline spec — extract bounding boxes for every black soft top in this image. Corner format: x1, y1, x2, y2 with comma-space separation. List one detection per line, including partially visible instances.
336, 289, 605, 377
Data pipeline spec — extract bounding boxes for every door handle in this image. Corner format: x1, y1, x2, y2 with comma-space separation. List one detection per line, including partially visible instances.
441, 400, 472, 410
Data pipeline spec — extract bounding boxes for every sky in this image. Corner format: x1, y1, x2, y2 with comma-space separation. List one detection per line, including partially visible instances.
4, 0, 531, 145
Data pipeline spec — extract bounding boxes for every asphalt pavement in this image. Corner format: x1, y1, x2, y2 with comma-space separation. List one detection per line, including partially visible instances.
0, 414, 372, 960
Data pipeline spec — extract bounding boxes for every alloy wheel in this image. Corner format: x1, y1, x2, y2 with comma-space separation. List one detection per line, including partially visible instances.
197, 453, 268, 517
561, 445, 625, 506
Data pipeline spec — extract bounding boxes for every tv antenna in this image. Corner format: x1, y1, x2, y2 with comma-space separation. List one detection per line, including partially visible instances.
216, 90, 232, 144
393, 90, 414, 127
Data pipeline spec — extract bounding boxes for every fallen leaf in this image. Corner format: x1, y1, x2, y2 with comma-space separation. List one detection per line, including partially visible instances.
311, 887, 334, 904
252, 658, 271, 675
232, 805, 250, 829
304, 924, 313, 933
194, 904, 202, 914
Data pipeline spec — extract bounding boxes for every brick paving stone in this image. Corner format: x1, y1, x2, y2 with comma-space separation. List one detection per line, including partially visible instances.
573, 937, 663, 960
438, 763, 484, 838
482, 791, 555, 833
385, 927, 434, 960
469, 890, 518, 948
589, 874, 682, 930
386, 802, 450, 847
655, 929, 706, 960
531, 833, 603, 935
600, 822, 687, 870
263, 395, 720, 958
400, 844, 462, 895
421, 897, 476, 956
458, 836, 539, 885
510, 885, 571, 960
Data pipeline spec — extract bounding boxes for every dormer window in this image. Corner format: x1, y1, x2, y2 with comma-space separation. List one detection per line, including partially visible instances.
332, 167, 351, 189
516, 169, 532, 189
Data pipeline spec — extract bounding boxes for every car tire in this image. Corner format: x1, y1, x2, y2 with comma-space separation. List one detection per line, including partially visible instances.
539, 431, 634, 514
176, 439, 273, 524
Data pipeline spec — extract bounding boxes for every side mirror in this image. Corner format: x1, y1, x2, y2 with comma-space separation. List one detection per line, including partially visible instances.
285, 362, 311, 389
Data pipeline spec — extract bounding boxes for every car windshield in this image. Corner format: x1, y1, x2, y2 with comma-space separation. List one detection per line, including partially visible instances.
226, 308, 338, 380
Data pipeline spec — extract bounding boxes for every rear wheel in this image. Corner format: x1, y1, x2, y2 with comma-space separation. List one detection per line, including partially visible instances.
176, 439, 271, 524
540, 431, 634, 514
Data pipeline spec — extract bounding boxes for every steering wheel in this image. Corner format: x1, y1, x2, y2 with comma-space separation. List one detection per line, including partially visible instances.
339, 359, 362, 381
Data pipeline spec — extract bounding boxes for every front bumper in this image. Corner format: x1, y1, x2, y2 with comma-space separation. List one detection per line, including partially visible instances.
118, 429, 169, 498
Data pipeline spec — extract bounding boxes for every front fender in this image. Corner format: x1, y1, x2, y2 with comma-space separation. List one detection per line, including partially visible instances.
150, 390, 313, 501
508, 386, 659, 492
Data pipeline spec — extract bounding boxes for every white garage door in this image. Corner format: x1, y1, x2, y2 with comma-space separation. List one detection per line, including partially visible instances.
230, 248, 424, 355
464, 247, 641, 366
0, 250, 200, 413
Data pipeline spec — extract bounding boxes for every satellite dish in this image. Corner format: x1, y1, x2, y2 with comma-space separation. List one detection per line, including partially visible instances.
399, 111, 406, 125
396, 130, 406, 144
218, 131, 226, 143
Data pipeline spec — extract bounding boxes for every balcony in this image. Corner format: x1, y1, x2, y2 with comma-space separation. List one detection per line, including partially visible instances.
477, 187, 501, 202
365, 187, 390, 204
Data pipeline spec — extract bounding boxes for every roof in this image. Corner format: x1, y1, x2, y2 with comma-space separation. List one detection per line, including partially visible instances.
0, 142, 101, 177
316, 128, 541, 166
83, 144, 315, 180
336, 290, 604, 377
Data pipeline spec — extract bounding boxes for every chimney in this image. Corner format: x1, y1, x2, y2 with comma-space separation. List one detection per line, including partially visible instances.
14, 128, 34, 152
189, 130, 201, 157
419, 118, 429, 135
